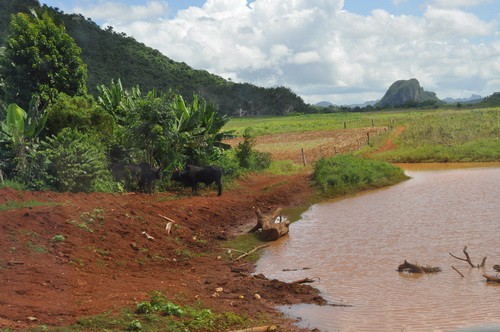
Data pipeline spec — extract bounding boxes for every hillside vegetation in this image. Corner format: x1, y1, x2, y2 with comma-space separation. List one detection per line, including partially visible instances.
0, 0, 309, 116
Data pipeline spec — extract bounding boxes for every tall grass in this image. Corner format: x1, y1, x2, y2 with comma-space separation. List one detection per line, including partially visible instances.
224, 113, 385, 135
313, 155, 409, 197
373, 109, 500, 162
225, 107, 500, 163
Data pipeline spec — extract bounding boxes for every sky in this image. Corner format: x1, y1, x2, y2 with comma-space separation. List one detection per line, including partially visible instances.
40, 0, 500, 105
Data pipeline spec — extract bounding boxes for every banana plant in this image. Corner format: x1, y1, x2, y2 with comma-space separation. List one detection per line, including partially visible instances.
0, 97, 47, 145
170, 94, 233, 166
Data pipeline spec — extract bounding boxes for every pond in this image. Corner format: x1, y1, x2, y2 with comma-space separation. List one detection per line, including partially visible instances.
256, 165, 500, 332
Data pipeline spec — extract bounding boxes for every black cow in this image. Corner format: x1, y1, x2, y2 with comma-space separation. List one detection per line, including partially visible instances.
171, 165, 223, 196
111, 162, 161, 193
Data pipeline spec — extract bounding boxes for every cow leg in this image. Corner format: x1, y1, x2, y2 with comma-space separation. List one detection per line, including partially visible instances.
216, 179, 222, 196
192, 183, 198, 195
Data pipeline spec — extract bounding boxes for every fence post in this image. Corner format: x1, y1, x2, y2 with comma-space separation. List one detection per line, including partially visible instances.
301, 148, 307, 166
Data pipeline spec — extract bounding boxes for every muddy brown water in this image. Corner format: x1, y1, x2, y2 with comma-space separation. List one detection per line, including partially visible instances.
256, 165, 500, 332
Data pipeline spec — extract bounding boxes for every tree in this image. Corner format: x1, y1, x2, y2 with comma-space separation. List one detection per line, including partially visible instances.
0, 11, 87, 109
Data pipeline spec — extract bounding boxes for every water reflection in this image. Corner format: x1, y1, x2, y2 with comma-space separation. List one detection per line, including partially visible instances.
256, 166, 500, 332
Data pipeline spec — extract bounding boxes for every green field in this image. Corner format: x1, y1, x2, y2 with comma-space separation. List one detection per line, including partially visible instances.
225, 107, 500, 163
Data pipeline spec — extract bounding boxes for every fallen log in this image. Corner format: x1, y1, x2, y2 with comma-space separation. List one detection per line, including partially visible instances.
229, 325, 277, 332
397, 260, 441, 274
249, 208, 290, 241
483, 274, 500, 283
290, 277, 316, 284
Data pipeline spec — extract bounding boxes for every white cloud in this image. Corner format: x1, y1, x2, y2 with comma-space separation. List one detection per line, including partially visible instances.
73, 0, 499, 104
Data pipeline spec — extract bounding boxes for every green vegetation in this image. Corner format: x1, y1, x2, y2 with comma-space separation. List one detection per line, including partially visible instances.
0, 10, 87, 109
71, 291, 251, 332
0, 200, 59, 211
51, 234, 65, 243
372, 109, 500, 162
313, 155, 409, 197
225, 107, 500, 163
67, 209, 105, 233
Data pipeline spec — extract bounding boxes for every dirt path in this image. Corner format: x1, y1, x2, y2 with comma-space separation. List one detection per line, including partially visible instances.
366, 126, 405, 157
0, 172, 323, 331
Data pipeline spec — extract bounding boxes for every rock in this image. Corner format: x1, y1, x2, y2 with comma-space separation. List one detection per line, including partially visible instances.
376, 78, 440, 108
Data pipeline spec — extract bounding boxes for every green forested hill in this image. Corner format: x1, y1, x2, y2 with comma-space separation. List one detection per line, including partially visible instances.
0, 0, 310, 116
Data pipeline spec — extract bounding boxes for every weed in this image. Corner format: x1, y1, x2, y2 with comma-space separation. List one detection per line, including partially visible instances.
52, 234, 65, 243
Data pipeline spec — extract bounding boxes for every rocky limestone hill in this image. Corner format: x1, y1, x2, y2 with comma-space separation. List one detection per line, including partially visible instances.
376, 78, 440, 108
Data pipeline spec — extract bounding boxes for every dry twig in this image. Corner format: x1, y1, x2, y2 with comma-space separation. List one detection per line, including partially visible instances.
452, 266, 464, 278
235, 244, 270, 261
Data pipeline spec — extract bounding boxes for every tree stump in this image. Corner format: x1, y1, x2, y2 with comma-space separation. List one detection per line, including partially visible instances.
249, 208, 290, 241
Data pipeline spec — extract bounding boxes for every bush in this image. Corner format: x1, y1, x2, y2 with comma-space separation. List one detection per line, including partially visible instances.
44, 93, 114, 140
41, 128, 115, 192
313, 154, 408, 197
235, 127, 271, 171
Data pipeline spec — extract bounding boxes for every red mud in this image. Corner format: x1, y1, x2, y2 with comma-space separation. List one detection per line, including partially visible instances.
0, 172, 325, 331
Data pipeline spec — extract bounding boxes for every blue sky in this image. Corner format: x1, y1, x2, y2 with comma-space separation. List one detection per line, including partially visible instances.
39, 0, 500, 104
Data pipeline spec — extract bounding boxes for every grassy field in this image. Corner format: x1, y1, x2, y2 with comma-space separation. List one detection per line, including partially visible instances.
224, 106, 500, 163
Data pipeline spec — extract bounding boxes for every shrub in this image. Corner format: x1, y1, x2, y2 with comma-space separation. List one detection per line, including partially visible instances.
235, 127, 271, 171
41, 128, 115, 192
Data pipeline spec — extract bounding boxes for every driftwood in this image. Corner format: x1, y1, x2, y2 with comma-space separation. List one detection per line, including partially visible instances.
235, 244, 270, 261
449, 245, 486, 268
452, 266, 465, 278
397, 260, 441, 274
290, 277, 316, 284
249, 208, 290, 241
483, 274, 500, 283
229, 325, 277, 332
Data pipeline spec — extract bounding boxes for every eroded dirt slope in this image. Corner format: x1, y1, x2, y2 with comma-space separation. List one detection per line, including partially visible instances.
0, 172, 324, 331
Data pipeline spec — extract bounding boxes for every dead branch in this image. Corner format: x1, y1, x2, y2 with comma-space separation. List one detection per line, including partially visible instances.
165, 222, 173, 235
290, 277, 316, 284
141, 231, 154, 241
229, 325, 277, 332
397, 260, 441, 274
483, 274, 500, 283
236, 244, 270, 261
158, 214, 177, 223
452, 266, 464, 278
449, 245, 486, 268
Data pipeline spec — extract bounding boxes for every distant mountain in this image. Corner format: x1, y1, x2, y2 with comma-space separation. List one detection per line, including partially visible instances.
348, 100, 379, 108
376, 78, 440, 108
443, 94, 482, 104
315, 101, 333, 107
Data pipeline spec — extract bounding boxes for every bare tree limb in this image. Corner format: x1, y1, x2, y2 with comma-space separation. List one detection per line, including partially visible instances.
449, 245, 487, 268
229, 325, 277, 332
158, 214, 177, 223
452, 266, 464, 278
290, 277, 317, 284
236, 244, 270, 261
